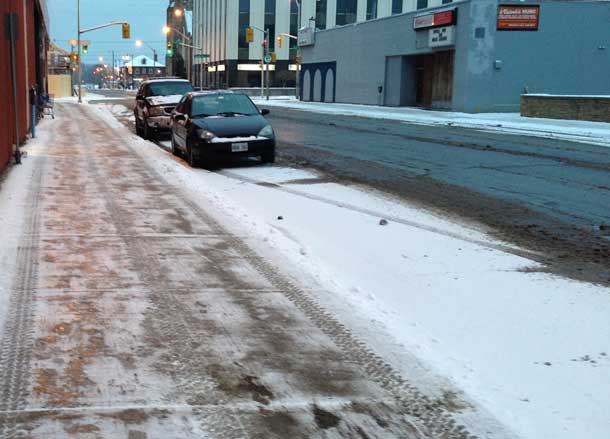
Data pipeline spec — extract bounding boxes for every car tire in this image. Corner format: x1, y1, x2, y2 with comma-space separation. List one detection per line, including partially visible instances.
171, 132, 180, 157
187, 141, 198, 168
143, 118, 155, 141
135, 116, 143, 136
261, 151, 276, 164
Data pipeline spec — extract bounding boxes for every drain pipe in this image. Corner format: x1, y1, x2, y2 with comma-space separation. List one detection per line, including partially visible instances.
8, 12, 22, 164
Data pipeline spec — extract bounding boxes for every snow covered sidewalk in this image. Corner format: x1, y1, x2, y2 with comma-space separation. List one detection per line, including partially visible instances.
252, 98, 610, 147
100, 101, 610, 439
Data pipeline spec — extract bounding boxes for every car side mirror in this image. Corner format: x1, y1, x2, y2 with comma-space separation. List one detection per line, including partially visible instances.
260, 109, 270, 115
174, 113, 186, 122
136, 94, 144, 100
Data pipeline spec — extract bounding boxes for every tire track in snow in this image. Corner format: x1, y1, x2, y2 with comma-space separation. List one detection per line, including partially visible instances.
0, 157, 45, 438
91, 108, 488, 439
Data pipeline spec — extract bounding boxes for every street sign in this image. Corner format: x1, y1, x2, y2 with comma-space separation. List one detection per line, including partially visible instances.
497, 5, 540, 31
297, 26, 315, 46
194, 54, 210, 59
263, 54, 272, 64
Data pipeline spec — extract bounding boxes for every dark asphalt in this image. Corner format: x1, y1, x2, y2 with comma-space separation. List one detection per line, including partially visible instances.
91, 90, 610, 284
265, 107, 610, 232
260, 106, 610, 285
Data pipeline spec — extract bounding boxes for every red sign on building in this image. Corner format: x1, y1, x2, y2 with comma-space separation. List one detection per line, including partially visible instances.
497, 5, 540, 31
414, 9, 456, 30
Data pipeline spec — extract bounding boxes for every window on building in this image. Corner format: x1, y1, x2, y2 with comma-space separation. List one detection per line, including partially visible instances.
265, 0, 276, 51
336, 0, 357, 26
442, 0, 452, 3
392, 0, 402, 14
290, 0, 298, 57
366, 0, 377, 20
316, 0, 327, 29
238, 0, 250, 59
417, 0, 428, 9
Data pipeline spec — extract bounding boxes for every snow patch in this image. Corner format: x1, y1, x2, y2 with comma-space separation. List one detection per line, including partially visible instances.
210, 136, 268, 143
147, 95, 183, 106
0, 117, 54, 337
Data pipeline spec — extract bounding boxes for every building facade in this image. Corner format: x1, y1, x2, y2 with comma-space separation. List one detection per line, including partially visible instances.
299, 0, 610, 112
166, 0, 192, 79
0, 0, 49, 171
192, 0, 464, 89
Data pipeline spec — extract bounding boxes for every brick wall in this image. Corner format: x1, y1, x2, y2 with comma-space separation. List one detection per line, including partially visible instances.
521, 95, 610, 123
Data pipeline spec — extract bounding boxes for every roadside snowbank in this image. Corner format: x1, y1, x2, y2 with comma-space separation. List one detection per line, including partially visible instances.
97, 103, 610, 439
0, 118, 53, 337
55, 92, 125, 103
251, 99, 610, 147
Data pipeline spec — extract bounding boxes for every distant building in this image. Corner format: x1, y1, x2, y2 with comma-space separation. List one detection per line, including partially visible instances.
166, 0, 191, 79
0, 0, 50, 171
48, 42, 73, 98
123, 55, 167, 87
192, 0, 303, 89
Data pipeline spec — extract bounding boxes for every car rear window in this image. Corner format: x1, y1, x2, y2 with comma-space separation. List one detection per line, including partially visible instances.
146, 82, 193, 97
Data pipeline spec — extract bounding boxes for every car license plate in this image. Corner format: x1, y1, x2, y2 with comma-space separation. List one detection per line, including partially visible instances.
232, 142, 248, 152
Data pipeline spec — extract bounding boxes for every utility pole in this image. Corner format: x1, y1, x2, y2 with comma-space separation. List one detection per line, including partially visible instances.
70, 43, 75, 96
76, 3, 131, 102
77, 0, 82, 103
265, 28, 270, 101
112, 51, 115, 89
260, 39, 265, 99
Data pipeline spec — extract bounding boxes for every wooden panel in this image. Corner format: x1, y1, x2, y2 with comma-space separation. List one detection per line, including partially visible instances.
431, 50, 454, 108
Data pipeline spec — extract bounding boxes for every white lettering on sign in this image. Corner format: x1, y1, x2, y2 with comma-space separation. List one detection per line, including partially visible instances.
414, 14, 434, 29
429, 26, 456, 47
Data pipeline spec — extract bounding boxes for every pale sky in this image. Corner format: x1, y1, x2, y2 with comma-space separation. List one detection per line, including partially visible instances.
48, 0, 175, 66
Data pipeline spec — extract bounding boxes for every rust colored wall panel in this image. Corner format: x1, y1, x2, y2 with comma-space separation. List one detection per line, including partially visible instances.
0, 1, 14, 169
0, 0, 48, 172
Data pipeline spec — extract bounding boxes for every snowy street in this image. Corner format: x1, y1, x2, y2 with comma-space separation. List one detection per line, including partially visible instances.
0, 100, 609, 439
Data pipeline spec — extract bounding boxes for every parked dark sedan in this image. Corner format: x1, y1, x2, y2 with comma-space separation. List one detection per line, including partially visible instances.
170, 91, 275, 168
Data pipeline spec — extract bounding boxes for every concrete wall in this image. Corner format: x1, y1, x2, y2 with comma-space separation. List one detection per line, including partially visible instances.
462, 0, 610, 112
521, 94, 610, 122
48, 75, 72, 98
300, 4, 468, 105
301, 0, 610, 112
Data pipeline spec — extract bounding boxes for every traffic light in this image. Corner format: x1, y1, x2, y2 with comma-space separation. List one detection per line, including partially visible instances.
122, 23, 130, 39
246, 27, 254, 43
271, 52, 277, 63
296, 54, 302, 65
167, 41, 173, 57
277, 36, 282, 49
262, 39, 268, 48
82, 42, 89, 54
70, 52, 79, 63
